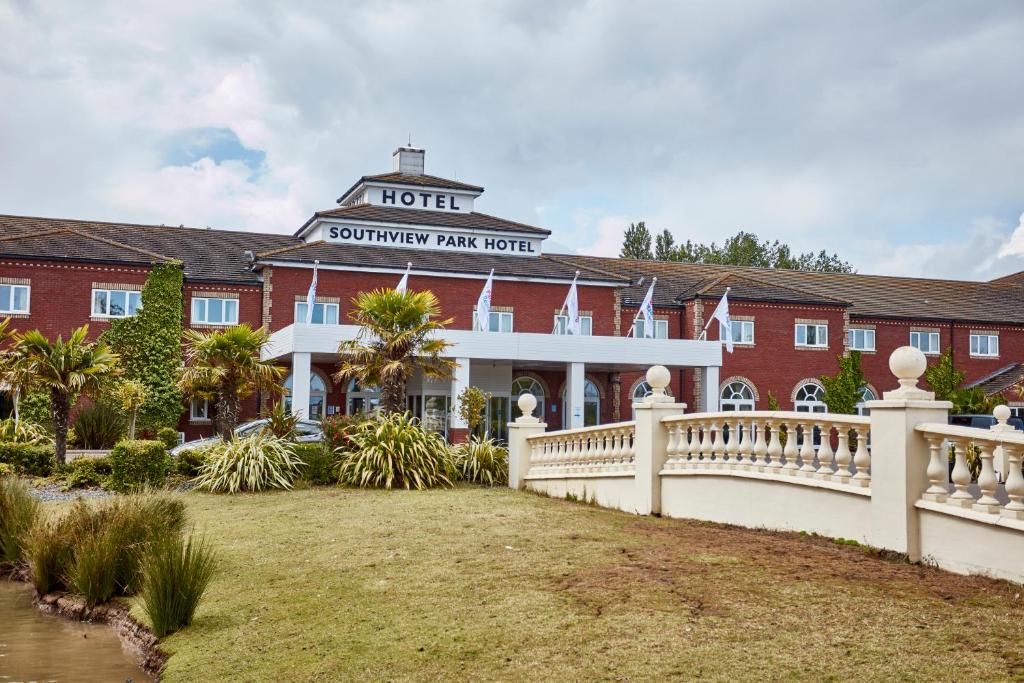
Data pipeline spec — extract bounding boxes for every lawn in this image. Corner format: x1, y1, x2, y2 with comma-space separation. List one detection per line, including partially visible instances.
155, 486, 1024, 681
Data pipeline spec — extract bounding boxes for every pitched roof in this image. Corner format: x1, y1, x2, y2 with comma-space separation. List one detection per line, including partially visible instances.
675, 271, 848, 306
560, 254, 1024, 324
0, 214, 298, 284
336, 172, 484, 204
256, 241, 628, 284
990, 271, 1024, 285
304, 204, 550, 236
966, 363, 1024, 395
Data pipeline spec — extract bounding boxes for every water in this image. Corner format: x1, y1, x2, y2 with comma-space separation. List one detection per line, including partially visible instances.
0, 581, 151, 682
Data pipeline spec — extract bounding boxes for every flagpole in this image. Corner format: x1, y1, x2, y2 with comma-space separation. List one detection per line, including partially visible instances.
552, 270, 580, 333
698, 286, 730, 340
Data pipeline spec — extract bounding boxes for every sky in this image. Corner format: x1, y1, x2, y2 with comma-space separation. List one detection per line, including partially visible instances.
1, 0, 1023, 280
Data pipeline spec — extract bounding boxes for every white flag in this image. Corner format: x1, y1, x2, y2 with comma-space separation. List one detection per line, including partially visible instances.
475, 269, 494, 332
304, 260, 319, 324
395, 262, 412, 293
636, 278, 656, 338
562, 274, 580, 335
710, 289, 733, 353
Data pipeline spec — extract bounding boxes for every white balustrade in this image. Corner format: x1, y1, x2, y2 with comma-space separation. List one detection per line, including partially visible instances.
526, 421, 636, 476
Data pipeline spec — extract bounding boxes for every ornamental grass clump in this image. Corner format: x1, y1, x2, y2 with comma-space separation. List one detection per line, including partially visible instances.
192, 432, 304, 493
139, 532, 217, 637
0, 476, 41, 565
337, 412, 454, 490
453, 436, 509, 487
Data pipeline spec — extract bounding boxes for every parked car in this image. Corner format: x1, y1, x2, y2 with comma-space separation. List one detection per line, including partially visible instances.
170, 418, 323, 456
948, 414, 1024, 431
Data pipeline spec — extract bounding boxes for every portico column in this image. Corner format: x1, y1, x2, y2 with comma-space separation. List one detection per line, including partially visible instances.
703, 365, 720, 412
566, 362, 585, 429
290, 352, 311, 419
450, 358, 471, 440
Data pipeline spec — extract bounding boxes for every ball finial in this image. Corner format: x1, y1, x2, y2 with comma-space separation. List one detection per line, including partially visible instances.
888, 346, 927, 393
646, 365, 671, 396
994, 404, 1011, 424
517, 392, 537, 418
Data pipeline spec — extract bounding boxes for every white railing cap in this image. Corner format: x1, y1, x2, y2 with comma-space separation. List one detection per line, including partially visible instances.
527, 420, 636, 441
661, 410, 870, 425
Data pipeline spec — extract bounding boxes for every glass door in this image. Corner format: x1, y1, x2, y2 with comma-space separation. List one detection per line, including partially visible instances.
485, 395, 511, 443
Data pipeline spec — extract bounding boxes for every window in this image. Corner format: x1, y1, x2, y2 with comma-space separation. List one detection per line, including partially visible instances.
795, 323, 827, 348
632, 380, 674, 402
0, 284, 29, 314
190, 398, 210, 421
346, 379, 380, 416
721, 381, 755, 411
848, 328, 875, 352
192, 297, 239, 325
633, 319, 669, 339
284, 372, 328, 420
295, 301, 339, 325
554, 314, 593, 335
487, 311, 513, 332
910, 330, 940, 355
92, 288, 141, 318
562, 379, 601, 428
720, 320, 754, 345
970, 334, 998, 357
855, 387, 876, 416
511, 377, 546, 418
794, 383, 827, 413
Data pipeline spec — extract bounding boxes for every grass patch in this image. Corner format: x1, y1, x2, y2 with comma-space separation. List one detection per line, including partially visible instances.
150, 487, 1024, 681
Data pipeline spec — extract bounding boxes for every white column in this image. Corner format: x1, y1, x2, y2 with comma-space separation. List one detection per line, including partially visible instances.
633, 365, 687, 515
290, 352, 311, 419
566, 362, 585, 429
703, 366, 720, 413
450, 358, 471, 429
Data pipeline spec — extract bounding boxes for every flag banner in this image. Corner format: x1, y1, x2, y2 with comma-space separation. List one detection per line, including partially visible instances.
562, 273, 580, 335
395, 262, 412, 293
638, 279, 656, 338
305, 260, 319, 324
475, 269, 494, 332
710, 289, 733, 353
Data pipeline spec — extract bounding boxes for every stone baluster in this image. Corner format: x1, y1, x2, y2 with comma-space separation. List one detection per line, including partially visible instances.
727, 419, 741, 467
736, 419, 750, 468
949, 439, 974, 506
816, 422, 835, 477
766, 420, 783, 470
923, 436, 948, 502
852, 427, 870, 485
973, 441, 1000, 513
782, 422, 799, 474
752, 421, 767, 470
833, 428, 852, 483
686, 424, 699, 466
665, 422, 678, 460
624, 428, 636, 463
1002, 445, 1024, 519
610, 430, 623, 469
708, 422, 722, 465
798, 422, 817, 475
698, 422, 711, 465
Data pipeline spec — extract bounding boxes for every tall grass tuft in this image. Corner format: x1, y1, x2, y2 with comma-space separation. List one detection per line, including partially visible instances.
140, 532, 217, 637
337, 412, 454, 490
193, 432, 304, 493
0, 476, 41, 565
22, 519, 72, 594
66, 526, 120, 606
453, 436, 509, 487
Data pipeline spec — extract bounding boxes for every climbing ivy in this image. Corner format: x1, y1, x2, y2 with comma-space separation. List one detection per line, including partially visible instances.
101, 262, 185, 433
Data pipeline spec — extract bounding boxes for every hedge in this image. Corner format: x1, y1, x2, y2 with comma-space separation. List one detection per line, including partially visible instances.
109, 440, 171, 492
0, 442, 56, 477
293, 443, 338, 485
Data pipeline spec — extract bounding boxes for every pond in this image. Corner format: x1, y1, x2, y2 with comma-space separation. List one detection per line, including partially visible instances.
0, 581, 151, 682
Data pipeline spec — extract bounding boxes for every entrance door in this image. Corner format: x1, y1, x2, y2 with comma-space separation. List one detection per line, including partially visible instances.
485, 395, 511, 442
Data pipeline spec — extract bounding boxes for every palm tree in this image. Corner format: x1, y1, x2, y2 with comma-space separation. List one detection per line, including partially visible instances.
12, 325, 120, 464
335, 289, 456, 415
179, 324, 285, 440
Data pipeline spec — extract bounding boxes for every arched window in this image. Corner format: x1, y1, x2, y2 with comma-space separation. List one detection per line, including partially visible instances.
794, 383, 827, 413
631, 380, 674, 402
856, 387, 876, 416
562, 379, 601, 428
511, 377, 545, 419
721, 381, 755, 411
346, 378, 380, 416
284, 371, 328, 420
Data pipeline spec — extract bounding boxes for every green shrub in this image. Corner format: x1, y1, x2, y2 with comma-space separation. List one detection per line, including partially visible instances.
453, 436, 508, 487
0, 463, 11, 478
173, 449, 206, 477
193, 433, 304, 494
0, 441, 55, 476
62, 456, 112, 490
157, 427, 180, 450
140, 532, 217, 637
0, 418, 53, 445
293, 443, 338, 485
260, 402, 301, 440
320, 413, 362, 452
109, 440, 171, 493
337, 412, 454, 490
0, 477, 41, 565
71, 402, 126, 449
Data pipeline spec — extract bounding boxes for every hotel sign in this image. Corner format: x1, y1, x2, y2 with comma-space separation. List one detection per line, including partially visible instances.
323, 223, 543, 256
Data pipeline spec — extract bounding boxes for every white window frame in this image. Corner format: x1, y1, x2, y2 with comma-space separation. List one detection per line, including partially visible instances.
794, 323, 828, 348
488, 310, 514, 333
191, 297, 239, 326
0, 284, 30, 315
720, 381, 756, 411
969, 334, 998, 357
855, 387, 876, 416
554, 314, 593, 335
295, 301, 340, 325
794, 383, 828, 413
190, 397, 210, 422
848, 328, 875, 352
633, 319, 669, 339
91, 288, 142, 318
910, 330, 940, 355
720, 320, 754, 345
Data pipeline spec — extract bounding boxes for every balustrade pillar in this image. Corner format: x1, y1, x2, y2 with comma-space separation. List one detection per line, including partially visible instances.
632, 365, 687, 516
507, 393, 548, 490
